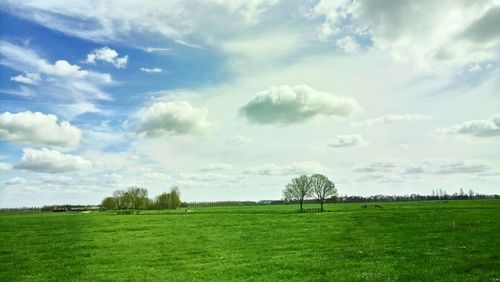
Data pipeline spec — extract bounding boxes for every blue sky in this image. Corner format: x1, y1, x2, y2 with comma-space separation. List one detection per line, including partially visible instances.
0, 0, 499, 207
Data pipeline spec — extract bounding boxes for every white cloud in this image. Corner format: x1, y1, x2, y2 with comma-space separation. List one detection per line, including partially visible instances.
144, 47, 172, 53
0, 111, 81, 147
353, 158, 495, 178
86, 47, 128, 68
40, 175, 73, 184
243, 161, 327, 176
0, 1, 278, 46
10, 72, 41, 85
353, 159, 403, 173
140, 67, 163, 73
15, 148, 93, 174
437, 114, 500, 137
141, 171, 171, 181
201, 162, 233, 171
137, 101, 212, 136
226, 135, 253, 145
179, 172, 228, 182
336, 36, 361, 53
239, 84, 362, 125
0, 41, 112, 116
0, 162, 12, 171
213, 0, 279, 25
328, 134, 365, 147
396, 144, 409, 149
312, 0, 500, 72
356, 114, 431, 126
42, 60, 89, 78
222, 32, 305, 64
5, 177, 27, 185
437, 160, 491, 174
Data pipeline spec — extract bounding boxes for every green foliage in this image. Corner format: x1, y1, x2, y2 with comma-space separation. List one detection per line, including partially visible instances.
107, 187, 180, 211
0, 200, 499, 280
100, 197, 117, 211
156, 186, 181, 210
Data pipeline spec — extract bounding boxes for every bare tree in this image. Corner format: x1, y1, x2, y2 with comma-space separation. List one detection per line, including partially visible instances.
310, 174, 337, 212
112, 189, 126, 210
283, 175, 312, 212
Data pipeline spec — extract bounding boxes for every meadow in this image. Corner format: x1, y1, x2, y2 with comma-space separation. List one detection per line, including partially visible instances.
1, 200, 499, 281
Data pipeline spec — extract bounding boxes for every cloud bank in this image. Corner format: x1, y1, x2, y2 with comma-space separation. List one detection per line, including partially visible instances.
239, 85, 361, 125
0, 111, 81, 147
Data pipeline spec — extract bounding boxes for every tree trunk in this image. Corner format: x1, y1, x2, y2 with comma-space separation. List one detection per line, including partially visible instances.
320, 201, 324, 212
300, 200, 303, 213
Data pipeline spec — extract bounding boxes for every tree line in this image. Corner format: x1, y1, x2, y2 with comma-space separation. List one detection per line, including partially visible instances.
283, 174, 338, 212
101, 186, 181, 211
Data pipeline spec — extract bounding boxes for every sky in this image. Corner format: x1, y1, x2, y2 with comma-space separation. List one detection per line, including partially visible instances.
0, 0, 499, 207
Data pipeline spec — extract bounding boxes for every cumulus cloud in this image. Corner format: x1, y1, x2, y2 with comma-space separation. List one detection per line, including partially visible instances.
0, 111, 81, 147
137, 101, 212, 136
4, 177, 27, 185
15, 148, 93, 174
437, 114, 500, 137
312, 0, 500, 72
10, 72, 41, 85
140, 67, 163, 73
201, 162, 233, 172
226, 135, 253, 145
243, 161, 327, 176
86, 47, 128, 68
356, 114, 431, 126
328, 134, 365, 147
239, 85, 361, 125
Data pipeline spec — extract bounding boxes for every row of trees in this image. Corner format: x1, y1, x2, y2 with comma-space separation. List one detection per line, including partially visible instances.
101, 186, 181, 211
283, 174, 338, 212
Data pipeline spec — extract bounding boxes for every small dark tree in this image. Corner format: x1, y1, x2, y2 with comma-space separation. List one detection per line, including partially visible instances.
156, 192, 171, 210
310, 174, 337, 212
169, 186, 181, 209
156, 186, 181, 210
283, 175, 312, 212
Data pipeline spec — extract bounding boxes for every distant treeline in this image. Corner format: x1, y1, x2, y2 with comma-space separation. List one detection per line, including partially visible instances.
1, 190, 498, 212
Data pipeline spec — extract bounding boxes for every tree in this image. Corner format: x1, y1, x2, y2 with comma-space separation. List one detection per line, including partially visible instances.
156, 186, 181, 210
283, 175, 312, 212
169, 186, 181, 209
127, 187, 148, 210
310, 174, 337, 212
112, 189, 126, 210
101, 197, 117, 210
156, 192, 171, 210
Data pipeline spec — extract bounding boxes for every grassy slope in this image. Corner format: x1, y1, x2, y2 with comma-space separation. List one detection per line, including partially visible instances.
0, 200, 499, 281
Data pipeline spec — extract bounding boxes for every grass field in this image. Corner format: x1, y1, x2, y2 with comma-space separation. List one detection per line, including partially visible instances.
1, 200, 499, 281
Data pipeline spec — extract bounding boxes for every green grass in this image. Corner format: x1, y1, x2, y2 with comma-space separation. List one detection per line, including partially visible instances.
1, 200, 499, 281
